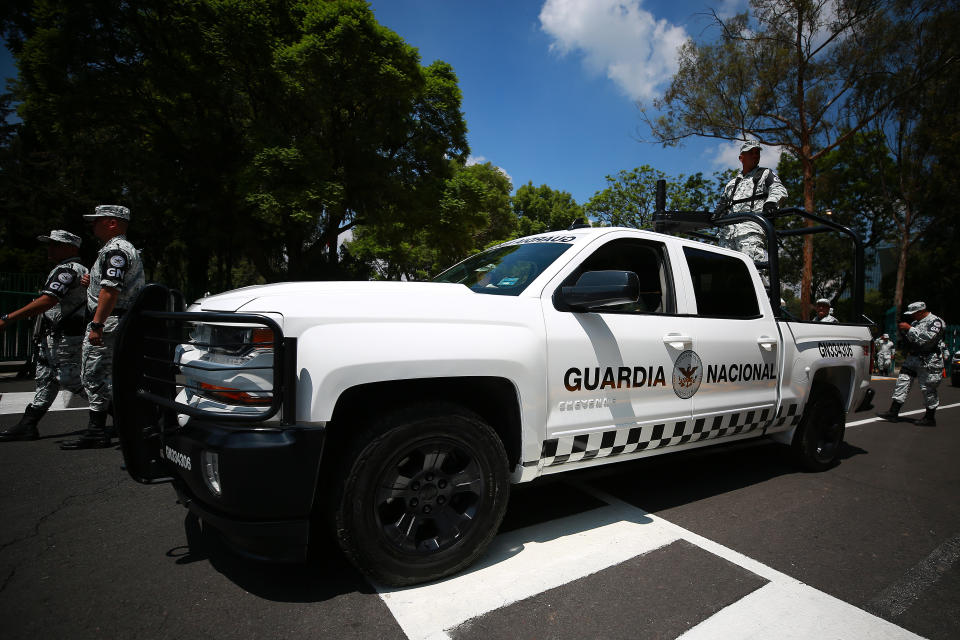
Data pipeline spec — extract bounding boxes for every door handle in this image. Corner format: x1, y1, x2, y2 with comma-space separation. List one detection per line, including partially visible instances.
757, 336, 778, 351
663, 334, 692, 349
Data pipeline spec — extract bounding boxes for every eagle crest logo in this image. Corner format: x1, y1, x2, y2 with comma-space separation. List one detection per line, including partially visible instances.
672, 350, 703, 399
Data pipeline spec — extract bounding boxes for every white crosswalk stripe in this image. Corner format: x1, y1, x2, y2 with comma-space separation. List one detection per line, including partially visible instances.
0, 389, 88, 414
378, 482, 924, 640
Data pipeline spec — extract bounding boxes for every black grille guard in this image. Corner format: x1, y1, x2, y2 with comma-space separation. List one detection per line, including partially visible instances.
113, 283, 298, 483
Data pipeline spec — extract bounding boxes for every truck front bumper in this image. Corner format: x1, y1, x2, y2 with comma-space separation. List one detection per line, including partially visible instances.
163, 420, 326, 563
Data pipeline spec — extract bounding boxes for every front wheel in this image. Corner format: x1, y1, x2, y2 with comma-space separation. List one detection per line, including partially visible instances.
791, 384, 845, 472
332, 404, 510, 586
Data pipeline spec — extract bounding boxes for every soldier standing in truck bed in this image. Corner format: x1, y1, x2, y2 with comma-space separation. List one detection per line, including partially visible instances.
716, 141, 788, 264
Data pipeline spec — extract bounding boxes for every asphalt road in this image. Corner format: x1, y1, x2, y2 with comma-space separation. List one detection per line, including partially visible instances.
1, 375, 958, 639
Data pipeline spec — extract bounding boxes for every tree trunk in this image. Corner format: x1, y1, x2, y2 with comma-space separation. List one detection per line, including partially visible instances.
894, 239, 908, 315
801, 154, 815, 320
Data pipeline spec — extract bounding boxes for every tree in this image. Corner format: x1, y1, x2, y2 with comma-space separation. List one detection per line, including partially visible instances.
1, 0, 469, 298
847, 0, 959, 315
346, 160, 515, 280
512, 182, 583, 236
640, 0, 950, 316
242, 3, 468, 281
776, 131, 899, 317
585, 165, 715, 229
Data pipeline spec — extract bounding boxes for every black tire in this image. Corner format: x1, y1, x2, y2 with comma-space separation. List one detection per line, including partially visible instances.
791, 384, 845, 472
952, 375, 959, 387
331, 403, 510, 586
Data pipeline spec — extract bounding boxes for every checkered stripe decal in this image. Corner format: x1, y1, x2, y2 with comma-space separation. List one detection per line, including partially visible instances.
772, 402, 803, 428
540, 405, 797, 468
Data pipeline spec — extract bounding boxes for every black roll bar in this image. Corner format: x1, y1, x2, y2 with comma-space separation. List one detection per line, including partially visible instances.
652, 179, 865, 321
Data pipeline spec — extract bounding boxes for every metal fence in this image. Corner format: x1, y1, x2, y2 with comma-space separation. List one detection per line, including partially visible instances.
0, 272, 43, 366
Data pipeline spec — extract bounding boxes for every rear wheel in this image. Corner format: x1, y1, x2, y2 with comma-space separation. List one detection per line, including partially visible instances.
332, 403, 510, 586
791, 384, 845, 472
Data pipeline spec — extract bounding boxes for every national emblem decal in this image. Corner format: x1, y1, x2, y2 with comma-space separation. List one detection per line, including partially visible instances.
109, 254, 127, 268
672, 350, 703, 399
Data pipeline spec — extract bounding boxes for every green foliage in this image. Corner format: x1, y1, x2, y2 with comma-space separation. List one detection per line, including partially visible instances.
512, 182, 584, 236
346, 160, 515, 280
584, 165, 718, 229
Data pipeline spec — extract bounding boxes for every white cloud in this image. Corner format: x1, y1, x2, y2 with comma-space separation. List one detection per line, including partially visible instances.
705, 140, 785, 173
716, 0, 747, 19
539, 0, 689, 101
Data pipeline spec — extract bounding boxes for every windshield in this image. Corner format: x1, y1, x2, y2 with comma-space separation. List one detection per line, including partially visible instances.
433, 242, 574, 296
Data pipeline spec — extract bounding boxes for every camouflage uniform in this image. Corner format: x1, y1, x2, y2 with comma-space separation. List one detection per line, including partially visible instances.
875, 336, 895, 376
813, 311, 839, 324
82, 234, 145, 412
892, 311, 945, 410
32, 257, 89, 409
717, 147, 788, 264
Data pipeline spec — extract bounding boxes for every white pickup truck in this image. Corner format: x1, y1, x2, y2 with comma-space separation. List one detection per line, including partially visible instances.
115, 209, 875, 586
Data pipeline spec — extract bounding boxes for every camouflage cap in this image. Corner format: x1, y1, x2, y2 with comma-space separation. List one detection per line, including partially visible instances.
83, 204, 131, 221
905, 301, 926, 314
37, 229, 82, 247
816, 298, 831, 306
740, 141, 761, 153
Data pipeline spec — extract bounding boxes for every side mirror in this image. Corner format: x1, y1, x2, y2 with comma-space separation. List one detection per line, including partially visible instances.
556, 270, 640, 311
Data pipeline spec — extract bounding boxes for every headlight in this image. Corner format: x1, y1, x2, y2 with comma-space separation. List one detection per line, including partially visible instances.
189, 323, 275, 361
180, 321, 277, 407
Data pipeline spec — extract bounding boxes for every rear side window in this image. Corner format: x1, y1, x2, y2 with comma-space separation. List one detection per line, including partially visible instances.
683, 247, 760, 318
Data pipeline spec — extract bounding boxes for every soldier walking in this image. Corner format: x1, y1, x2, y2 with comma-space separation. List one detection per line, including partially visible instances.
715, 141, 788, 264
61, 205, 144, 449
0, 230, 89, 441
875, 333, 895, 376
877, 301, 946, 426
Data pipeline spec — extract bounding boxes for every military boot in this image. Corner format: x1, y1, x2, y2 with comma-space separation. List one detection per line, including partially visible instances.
59, 410, 111, 450
0, 404, 47, 441
915, 409, 937, 427
876, 400, 902, 422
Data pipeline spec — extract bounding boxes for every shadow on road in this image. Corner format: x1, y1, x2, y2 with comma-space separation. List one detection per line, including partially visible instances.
156, 436, 871, 602
168, 512, 376, 603
581, 438, 867, 513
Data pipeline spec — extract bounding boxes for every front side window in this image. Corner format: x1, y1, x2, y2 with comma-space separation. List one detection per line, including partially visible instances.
684, 246, 760, 318
433, 242, 574, 296
558, 238, 674, 314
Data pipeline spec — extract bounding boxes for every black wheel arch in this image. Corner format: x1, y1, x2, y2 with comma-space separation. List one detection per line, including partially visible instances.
327, 376, 522, 471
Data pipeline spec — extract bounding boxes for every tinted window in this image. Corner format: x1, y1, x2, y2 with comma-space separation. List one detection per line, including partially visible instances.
433, 242, 573, 296
684, 247, 760, 318
559, 238, 673, 314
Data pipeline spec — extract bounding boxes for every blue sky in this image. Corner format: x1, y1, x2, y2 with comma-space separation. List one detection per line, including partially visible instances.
1, 0, 775, 206
367, 0, 767, 204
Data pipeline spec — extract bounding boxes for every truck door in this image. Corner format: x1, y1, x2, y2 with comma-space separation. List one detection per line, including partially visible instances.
542, 235, 695, 463
678, 246, 780, 437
